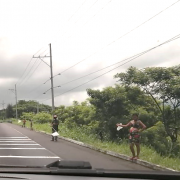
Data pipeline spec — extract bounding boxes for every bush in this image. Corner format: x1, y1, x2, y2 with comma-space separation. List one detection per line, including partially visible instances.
34, 112, 52, 123
141, 121, 180, 157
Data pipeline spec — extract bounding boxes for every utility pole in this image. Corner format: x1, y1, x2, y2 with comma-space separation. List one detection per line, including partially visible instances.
33, 43, 55, 116
37, 101, 39, 114
9, 84, 18, 120
15, 84, 18, 120
49, 43, 55, 113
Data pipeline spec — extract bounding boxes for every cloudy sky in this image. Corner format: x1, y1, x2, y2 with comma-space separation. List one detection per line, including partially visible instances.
0, 0, 180, 109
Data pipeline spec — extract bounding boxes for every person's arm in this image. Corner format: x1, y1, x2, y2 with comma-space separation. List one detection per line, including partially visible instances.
139, 121, 146, 132
116, 121, 131, 128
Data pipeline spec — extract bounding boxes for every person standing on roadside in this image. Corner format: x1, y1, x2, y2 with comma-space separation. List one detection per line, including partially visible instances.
51, 115, 59, 141
30, 120, 33, 130
22, 119, 26, 128
116, 113, 146, 160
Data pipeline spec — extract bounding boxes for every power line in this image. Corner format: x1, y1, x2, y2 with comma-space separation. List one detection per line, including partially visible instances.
21, 60, 42, 86
16, 47, 47, 85
18, 58, 40, 86
33, 33, 180, 102
21, 0, 180, 96
36, 0, 112, 87
39, 49, 48, 56
65, 0, 112, 41
33, 47, 46, 56
74, 0, 99, 24
17, 0, 87, 87
59, 0, 112, 47
16, 58, 33, 85
84, 0, 112, 25
28, 83, 45, 94
27, 70, 60, 95
24, 1, 89, 93
54, 0, 99, 40
53, 51, 156, 87
54, 35, 180, 97
67, 0, 87, 22
27, 0, 112, 90
46, 0, 88, 45
41, 33, 180, 102
58, 34, 180, 88
106, 0, 180, 48
52, 0, 180, 76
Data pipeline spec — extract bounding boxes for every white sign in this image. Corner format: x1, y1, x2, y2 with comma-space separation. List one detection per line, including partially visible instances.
117, 123, 123, 131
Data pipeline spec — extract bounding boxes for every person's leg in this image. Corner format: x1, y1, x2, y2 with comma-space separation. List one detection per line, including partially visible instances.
55, 127, 58, 141
135, 143, 140, 159
51, 128, 54, 141
129, 142, 135, 158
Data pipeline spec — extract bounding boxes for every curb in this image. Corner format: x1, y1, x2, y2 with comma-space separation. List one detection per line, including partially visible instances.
34, 129, 178, 172
12, 124, 178, 172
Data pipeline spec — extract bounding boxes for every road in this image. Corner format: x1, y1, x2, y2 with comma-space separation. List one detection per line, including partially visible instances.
0, 123, 153, 170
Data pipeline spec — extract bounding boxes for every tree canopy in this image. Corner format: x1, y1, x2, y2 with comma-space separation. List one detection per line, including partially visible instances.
114, 65, 180, 142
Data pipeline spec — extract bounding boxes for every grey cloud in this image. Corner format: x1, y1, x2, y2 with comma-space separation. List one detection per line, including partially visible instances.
9, 62, 114, 105
1, 40, 180, 108
121, 42, 180, 69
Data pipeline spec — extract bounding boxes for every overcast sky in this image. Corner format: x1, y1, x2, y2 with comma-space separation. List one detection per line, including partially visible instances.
0, 0, 180, 109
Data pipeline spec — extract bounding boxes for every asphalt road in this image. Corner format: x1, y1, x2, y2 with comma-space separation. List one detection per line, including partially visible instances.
0, 123, 153, 171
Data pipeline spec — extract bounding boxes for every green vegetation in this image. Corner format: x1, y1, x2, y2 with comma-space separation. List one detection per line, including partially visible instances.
0, 100, 52, 119
115, 66, 180, 142
12, 119, 180, 171
5, 65, 180, 170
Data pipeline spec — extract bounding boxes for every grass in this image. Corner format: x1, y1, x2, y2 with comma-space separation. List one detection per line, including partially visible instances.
12, 120, 180, 171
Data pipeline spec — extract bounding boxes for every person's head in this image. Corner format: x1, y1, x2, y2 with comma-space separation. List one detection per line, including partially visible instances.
54, 115, 57, 119
132, 113, 139, 121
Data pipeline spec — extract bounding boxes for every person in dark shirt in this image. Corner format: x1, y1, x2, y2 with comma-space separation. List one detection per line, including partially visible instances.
51, 115, 59, 141
116, 113, 146, 160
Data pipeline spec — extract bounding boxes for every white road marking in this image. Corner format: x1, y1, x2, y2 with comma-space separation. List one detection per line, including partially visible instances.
0, 144, 40, 145
0, 148, 46, 149
4, 124, 62, 159
0, 137, 27, 138
0, 141, 35, 142
0, 156, 60, 158
0, 139, 31, 141
9, 126, 29, 138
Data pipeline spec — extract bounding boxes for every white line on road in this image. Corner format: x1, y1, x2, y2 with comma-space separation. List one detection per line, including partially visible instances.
0, 148, 46, 149
0, 156, 60, 158
0, 144, 40, 145
6, 124, 62, 160
0, 137, 27, 138
0, 139, 31, 140
0, 141, 35, 142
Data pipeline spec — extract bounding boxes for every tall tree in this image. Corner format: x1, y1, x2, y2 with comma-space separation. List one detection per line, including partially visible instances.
114, 65, 180, 142
14, 100, 52, 117
6, 104, 14, 118
87, 85, 159, 140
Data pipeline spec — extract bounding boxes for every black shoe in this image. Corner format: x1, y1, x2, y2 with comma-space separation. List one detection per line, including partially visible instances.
51, 139, 54, 141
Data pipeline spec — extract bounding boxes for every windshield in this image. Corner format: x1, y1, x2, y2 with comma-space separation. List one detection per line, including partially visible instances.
0, 0, 180, 174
